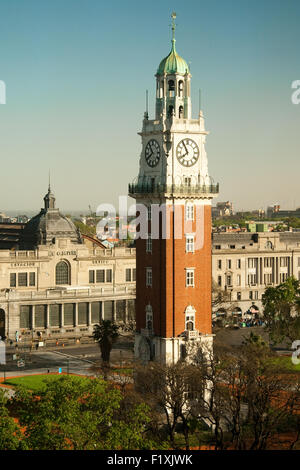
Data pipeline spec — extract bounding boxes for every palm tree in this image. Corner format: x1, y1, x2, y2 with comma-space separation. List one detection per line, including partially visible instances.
92, 320, 119, 368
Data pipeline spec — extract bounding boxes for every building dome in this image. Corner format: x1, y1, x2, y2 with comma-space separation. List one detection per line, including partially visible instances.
157, 13, 189, 76
20, 187, 82, 249
157, 42, 190, 76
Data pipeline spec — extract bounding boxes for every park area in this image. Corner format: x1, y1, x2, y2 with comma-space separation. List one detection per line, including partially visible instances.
3, 374, 87, 393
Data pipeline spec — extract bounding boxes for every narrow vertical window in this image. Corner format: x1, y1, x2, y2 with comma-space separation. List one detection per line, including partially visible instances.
186, 235, 194, 253
146, 234, 152, 253
185, 203, 194, 221
89, 270, 95, 283
10, 273, 16, 287
29, 272, 35, 287
186, 269, 195, 287
126, 268, 131, 282
106, 269, 112, 283
146, 268, 152, 287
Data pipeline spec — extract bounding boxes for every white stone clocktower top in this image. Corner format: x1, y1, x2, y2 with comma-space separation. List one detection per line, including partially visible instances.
129, 13, 219, 201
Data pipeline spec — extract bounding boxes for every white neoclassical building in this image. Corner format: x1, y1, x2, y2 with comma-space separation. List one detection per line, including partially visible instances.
0, 186, 136, 342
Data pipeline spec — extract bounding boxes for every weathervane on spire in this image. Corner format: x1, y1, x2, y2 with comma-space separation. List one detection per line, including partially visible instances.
171, 12, 176, 48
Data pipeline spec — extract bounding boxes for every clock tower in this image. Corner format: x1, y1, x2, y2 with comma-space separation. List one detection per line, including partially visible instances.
129, 13, 219, 364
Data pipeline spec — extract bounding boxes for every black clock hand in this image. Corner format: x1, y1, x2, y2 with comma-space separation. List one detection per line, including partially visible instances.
182, 141, 189, 157
147, 148, 153, 159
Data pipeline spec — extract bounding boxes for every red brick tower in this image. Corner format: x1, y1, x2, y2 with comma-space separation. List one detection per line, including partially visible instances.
129, 13, 219, 364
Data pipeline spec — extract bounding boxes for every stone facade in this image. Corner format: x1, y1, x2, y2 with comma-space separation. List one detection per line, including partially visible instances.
0, 240, 136, 340
0, 187, 136, 341
212, 231, 300, 316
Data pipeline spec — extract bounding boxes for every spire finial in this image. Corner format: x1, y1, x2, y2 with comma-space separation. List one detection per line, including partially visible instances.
48, 169, 51, 192
171, 12, 176, 50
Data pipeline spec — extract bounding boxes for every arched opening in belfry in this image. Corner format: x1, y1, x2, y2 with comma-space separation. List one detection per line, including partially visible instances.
178, 80, 184, 97
168, 80, 175, 97
179, 105, 184, 118
168, 105, 174, 117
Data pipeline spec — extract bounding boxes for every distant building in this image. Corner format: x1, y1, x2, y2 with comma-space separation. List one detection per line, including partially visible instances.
267, 204, 300, 218
212, 231, 300, 317
0, 212, 11, 224
212, 201, 233, 218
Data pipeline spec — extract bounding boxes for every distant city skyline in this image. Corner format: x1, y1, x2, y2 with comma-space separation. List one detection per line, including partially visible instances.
0, 0, 299, 212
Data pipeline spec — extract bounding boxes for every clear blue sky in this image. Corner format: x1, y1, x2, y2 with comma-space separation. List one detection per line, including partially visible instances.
0, 0, 299, 213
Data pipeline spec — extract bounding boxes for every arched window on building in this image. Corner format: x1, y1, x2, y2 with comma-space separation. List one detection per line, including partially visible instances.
146, 304, 153, 331
56, 261, 70, 285
179, 106, 184, 119
185, 305, 195, 331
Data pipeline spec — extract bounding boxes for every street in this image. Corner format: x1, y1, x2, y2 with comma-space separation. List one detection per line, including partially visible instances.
0, 334, 134, 379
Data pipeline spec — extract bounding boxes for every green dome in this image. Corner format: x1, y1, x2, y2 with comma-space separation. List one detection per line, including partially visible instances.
157, 41, 189, 76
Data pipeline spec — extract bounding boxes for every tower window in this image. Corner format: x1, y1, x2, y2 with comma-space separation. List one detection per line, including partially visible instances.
168, 105, 174, 117
185, 305, 195, 331
168, 80, 175, 97
186, 235, 194, 253
185, 203, 194, 221
178, 80, 184, 97
179, 106, 184, 119
146, 267, 152, 287
146, 304, 153, 330
146, 234, 152, 253
186, 269, 195, 287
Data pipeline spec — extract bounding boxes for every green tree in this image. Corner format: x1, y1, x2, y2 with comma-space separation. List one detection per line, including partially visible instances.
242, 331, 267, 347
13, 376, 155, 450
74, 220, 96, 237
262, 276, 300, 344
0, 388, 24, 449
93, 320, 119, 368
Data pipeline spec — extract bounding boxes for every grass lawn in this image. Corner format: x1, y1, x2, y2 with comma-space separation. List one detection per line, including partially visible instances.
4, 374, 88, 392
272, 356, 300, 373
111, 368, 133, 376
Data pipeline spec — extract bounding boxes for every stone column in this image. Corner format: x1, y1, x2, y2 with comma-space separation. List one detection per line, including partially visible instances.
113, 300, 116, 322
31, 305, 35, 330
88, 302, 92, 326
46, 304, 50, 328
125, 299, 128, 323
74, 303, 78, 327
61, 304, 64, 328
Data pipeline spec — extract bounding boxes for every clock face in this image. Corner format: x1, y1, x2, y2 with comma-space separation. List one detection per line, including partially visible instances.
176, 138, 199, 167
145, 139, 160, 168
